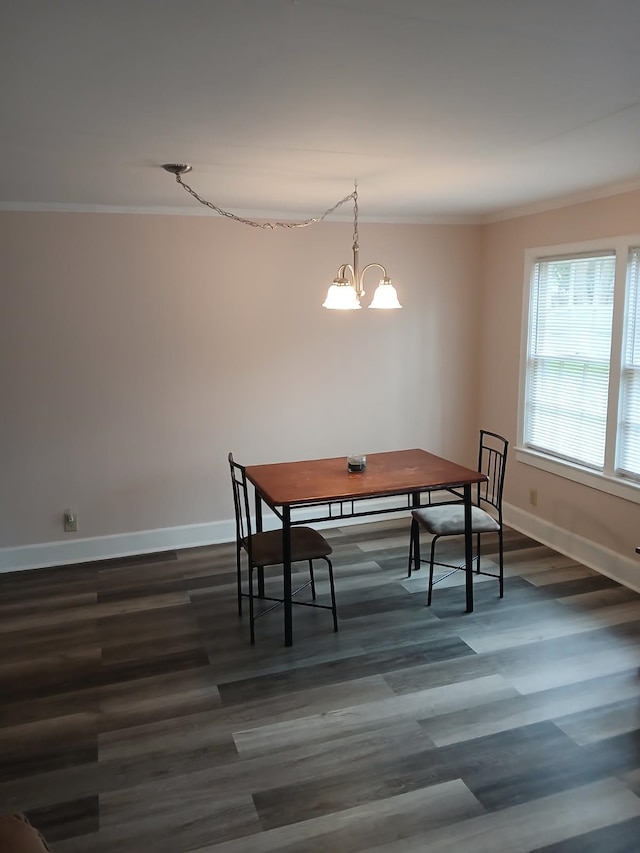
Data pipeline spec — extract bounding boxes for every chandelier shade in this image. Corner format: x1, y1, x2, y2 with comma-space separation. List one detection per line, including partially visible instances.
369, 279, 402, 310
322, 281, 361, 310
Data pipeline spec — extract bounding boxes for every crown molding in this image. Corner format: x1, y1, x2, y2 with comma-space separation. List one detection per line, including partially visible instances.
0, 201, 480, 226
4, 174, 640, 226
482, 176, 640, 224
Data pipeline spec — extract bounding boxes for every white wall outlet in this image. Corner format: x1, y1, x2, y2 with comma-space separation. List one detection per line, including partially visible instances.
529, 489, 538, 507
63, 509, 78, 532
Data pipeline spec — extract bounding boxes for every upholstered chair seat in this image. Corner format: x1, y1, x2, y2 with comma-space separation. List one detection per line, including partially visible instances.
411, 504, 500, 537
0, 813, 52, 852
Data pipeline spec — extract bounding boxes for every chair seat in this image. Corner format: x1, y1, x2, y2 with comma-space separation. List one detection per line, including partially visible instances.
412, 504, 499, 536
245, 527, 333, 567
0, 814, 51, 852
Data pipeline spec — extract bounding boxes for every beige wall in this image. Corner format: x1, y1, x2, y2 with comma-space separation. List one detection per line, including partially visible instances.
480, 189, 640, 558
0, 211, 482, 552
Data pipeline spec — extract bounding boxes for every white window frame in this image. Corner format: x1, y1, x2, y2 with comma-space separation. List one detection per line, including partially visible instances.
517, 234, 640, 505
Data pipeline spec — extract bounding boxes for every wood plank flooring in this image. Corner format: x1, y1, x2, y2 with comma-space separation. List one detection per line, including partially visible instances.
1, 519, 640, 851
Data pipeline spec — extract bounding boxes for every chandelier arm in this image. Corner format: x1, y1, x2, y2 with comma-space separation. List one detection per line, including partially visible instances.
334, 263, 355, 282
360, 262, 389, 279
173, 173, 356, 230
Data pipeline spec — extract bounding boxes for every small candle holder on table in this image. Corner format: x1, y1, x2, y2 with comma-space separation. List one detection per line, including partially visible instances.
347, 454, 367, 473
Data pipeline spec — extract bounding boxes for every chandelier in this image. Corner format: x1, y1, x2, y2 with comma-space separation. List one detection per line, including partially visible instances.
322, 182, 401, 310
162, 165, 402, 310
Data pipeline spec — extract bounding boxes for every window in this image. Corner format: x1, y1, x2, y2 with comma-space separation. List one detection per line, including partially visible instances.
619, 248, 640, 477
519, 236, 640, 502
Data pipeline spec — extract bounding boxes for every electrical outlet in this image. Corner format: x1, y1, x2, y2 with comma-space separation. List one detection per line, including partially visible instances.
529, 489, 538, 507
63, 509, 77, 532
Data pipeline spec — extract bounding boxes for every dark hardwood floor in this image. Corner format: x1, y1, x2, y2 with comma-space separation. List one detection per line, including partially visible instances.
1, 519, 640, 852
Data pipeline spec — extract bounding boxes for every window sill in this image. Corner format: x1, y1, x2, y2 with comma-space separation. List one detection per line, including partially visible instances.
515, 447, 640, 505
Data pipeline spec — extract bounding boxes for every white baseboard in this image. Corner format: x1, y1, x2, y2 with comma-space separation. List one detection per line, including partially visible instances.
0, 521, 233, 574
504, 502, 640, 595
4, 499, 638, 593
0, 498, 404, 574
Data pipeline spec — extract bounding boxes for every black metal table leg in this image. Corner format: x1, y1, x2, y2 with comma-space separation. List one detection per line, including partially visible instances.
254, 487, 265, 598
410, 490, 420, 571
464, 483, 473, 613
283, 505, 293, 646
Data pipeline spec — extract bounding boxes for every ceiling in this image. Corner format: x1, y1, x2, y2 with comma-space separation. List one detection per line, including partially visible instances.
3, 0, 640, 222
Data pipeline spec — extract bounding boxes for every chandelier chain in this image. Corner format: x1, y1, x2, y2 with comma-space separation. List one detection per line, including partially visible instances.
353, 181, 359, 246
174, 173, 356, 229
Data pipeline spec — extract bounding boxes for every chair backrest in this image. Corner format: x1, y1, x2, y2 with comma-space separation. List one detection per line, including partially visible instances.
228, 452, 253, 553
477, 430, 508, 519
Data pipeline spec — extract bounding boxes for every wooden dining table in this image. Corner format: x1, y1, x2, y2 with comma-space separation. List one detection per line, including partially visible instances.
245, 448, 487, 646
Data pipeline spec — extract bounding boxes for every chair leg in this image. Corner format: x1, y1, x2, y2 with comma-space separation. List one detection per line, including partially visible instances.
249, 564, 256, 645
427, 535, 438, 606
326, 557, 338, 632
309, 560, 316, 600
475, 532, 481, 573
498, 527, 504, 598
236, 544, 242, 616
236, 542, 243, 616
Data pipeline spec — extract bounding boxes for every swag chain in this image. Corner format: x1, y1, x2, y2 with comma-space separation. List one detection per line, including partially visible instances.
173, 172, 356, 230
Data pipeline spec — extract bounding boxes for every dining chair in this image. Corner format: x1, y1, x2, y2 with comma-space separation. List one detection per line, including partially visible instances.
407, 430, 508, 604
228, 452, 338, 644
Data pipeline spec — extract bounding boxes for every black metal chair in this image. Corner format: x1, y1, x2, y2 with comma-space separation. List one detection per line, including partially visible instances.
407, 431, 508, 604
228, 452, 338, 644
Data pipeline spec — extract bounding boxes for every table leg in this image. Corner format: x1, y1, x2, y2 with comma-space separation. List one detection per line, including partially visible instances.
464, 483, 473, 613
410, 490, 420, 571
283, 505, 293, 646
254, 488, 265, 598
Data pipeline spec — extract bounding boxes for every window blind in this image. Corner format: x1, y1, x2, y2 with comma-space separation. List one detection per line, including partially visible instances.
525, 253, 615, 469
618, 248, 640, 479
